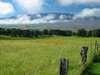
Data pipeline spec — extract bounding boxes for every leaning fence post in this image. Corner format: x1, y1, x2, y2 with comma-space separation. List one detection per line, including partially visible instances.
95, 40, 97, 49
95, 40, 98, 53
60, 58, 69, 75
80, 46, 88, 64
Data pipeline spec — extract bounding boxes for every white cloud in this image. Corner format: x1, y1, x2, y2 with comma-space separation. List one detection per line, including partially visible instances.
0, 15, 32, 24
0, 14, 65, 24
42, 14, 55, 20
59, 15, 66, 19
58, 0, 100, 5
14, 0, 44, 14
0, 15, 44, 24
74, 8, 100, 19
0, 2, 15, 15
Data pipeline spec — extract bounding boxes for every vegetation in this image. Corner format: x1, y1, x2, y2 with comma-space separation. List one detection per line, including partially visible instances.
0, 36, 98, 75
0, 28, 73, 38
0, 28, 100, 38
82, 52, 100, 75
77, 29, 87, 37
0, 27, 100, 75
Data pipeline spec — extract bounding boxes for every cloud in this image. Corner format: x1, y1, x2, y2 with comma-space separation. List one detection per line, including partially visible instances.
42, 14, 55, 20
0, 14, 66, 24
74, 8, 100, 19
0, 15, 43, 24
0, 1, 15, 15
58, 0, 100, 5
0, 15, 31, 24
14, 0, 44, 14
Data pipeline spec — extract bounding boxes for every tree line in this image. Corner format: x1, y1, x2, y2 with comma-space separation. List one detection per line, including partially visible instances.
0, 28, 100, 38
77, 29, 100, 37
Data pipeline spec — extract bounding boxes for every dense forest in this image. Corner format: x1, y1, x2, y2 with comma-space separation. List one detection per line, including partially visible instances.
0, 28, 100, 38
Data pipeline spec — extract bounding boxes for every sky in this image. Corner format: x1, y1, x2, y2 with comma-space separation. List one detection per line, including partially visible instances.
0, 0, 100, 18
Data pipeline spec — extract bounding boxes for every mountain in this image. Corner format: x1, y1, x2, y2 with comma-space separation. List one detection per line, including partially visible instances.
0, 13, 100, 30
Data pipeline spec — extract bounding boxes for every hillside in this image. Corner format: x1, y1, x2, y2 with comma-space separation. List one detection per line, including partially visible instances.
0, 13, 100, 30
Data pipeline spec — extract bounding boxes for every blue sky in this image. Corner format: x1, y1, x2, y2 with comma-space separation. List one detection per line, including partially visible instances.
0, 0, 100, 18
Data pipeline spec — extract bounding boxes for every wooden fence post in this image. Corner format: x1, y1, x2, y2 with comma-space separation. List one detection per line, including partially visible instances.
95, 40, 98, 53
95, 40, 100, 55
60, 58, 69, 75
80, 46, 88, 64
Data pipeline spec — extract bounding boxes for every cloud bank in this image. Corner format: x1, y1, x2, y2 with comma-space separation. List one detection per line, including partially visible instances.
0, 14, 67, 24
58, 0, 100, 5
74, 8, 100, 19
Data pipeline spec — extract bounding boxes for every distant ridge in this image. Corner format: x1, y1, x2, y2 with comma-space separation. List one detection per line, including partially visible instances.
0, 13, 100, 30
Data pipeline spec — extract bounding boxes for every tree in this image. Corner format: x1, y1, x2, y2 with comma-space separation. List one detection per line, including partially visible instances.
95, 29, 100, 37
87, 30, 92, 37
0, 28, 5, 35
77, 29, 87, 37
43, 29, 49, 35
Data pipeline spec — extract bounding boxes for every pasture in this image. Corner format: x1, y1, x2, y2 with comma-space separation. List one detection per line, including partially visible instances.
0, 36, 98, 75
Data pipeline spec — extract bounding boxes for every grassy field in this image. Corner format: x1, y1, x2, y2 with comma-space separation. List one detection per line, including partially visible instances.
83, 52, 100, 75
0, 36, 98, 75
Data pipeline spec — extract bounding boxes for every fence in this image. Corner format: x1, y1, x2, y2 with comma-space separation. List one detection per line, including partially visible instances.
59, 46, 88, 75
95, 40, 100, 53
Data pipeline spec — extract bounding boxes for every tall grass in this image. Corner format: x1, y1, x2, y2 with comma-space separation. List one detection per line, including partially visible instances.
0, 36, 98, 75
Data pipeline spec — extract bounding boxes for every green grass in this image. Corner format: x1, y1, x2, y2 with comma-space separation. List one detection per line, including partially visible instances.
0, 36, 98, 75
82, 63, 100, 75
90, 63, 100, 75
82, 52, 100, 75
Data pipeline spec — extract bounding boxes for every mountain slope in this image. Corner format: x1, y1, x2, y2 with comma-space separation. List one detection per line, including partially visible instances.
0, 13, 100, 30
